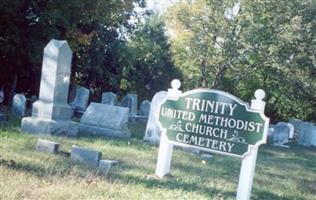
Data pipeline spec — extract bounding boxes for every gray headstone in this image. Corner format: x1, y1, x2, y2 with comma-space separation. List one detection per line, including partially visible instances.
79, 103, 130, 138
289, 119, 303, 138
121, 94, 138, 116
268, 124, 275, 139
143, 91, 168, 144
70, 86, 90, 111
287, 123, 294, 139
311, 126, 316, 147
71, 145, 102, 167
31, 95, 38, 103
0, 88, 4, 103
12, 94, 26, 117
21, 39, 78, 136
101, 92, 117, 105
273, 122, 290, 145
98, 160, 119, 174
298, 122, 315, 146
200, 153, 213, 160
36, 139, 59, 154
139, 100, 151, 117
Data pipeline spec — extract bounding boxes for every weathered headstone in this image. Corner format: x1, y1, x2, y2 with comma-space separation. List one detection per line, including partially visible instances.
0, 88, 4, 103
36, 139, 59, 154
272, 122, 290, 147
287, 123, 294, 139
21, 39, 78, 136
0, 88, 6, 121
121, 94, 138, 116
98, 160, 119, 173
289, 119, 315, 145
70, 86, 90, 111
31, 95, 38, 103
289, 119, 303, 140
12, 94, 26, 117
200, 153, 213, 160
298, 122, 315, 146
101, 92, 117, 105
139, 100, 151, 117
268, 124, 275, 139
143, 91, 168, 144
311, 126, 316, 147
79, 103, 130, 138
71, 145, 102, 167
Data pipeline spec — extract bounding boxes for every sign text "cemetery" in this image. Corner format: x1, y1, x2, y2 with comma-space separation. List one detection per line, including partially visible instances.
158, 89, 268, 157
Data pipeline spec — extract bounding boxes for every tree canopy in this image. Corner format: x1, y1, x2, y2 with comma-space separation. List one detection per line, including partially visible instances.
165, 0, 316, 123
0, 0, 145, 102
0, 0, 315, 123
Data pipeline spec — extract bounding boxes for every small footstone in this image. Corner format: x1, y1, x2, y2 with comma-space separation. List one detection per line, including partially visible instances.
272, 143, 290, 148
98, 160, 119, 173
71, 145, 102, 167
36, 139, 59, 154
200, 153, 213, 160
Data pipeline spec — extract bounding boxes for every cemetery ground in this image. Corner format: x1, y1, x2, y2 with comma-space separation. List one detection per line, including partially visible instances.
0, 119, 315, 200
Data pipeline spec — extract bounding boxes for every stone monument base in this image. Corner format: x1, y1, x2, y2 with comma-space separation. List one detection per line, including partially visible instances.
21, 117, 78, 137
79, 123, 130, 138
143, 135, 160, 144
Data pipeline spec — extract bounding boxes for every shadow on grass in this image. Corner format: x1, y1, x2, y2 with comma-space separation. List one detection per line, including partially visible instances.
0, 158, 50, 178
252, 188, 306, 200
300, 179, 316, 195
172, 159, 239, 180
107, 172, 236, 198
108, 155, 239, 198
0, 154, 236, 198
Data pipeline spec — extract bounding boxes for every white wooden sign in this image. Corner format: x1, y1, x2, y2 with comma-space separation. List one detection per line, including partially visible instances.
155, 79, 270, 200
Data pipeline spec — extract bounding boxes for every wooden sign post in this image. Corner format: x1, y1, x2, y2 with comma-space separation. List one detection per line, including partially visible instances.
155, 79, 269, 200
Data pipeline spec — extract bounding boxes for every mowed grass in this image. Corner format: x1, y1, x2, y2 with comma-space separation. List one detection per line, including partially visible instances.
0, 119, 315, 200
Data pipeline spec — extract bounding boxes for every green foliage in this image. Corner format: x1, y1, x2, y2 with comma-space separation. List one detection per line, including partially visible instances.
0, 0, 145, 101
123, 14, 181, 100
1, 0, 315, 122
166, 0, 316, 123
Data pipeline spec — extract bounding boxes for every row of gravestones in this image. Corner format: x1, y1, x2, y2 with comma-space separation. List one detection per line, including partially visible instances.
19, 39, 151, 138
268, 120, 316, 147
69, 86, 151, 117
13, 87, 316, 147
10, 89, 150, 120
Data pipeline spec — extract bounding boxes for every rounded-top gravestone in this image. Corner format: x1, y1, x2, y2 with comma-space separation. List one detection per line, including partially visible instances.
273, 122, 290, 145
12, 94, 26, 117
101, 92, 117, 105
70, 86, 90, 111
139, 100, 151, 116
121, 94, 138, 115
298, 122, 314, 146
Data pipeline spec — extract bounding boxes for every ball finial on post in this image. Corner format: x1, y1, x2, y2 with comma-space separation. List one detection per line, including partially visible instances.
171, 79, 181, 90
251, 89, 266, 112
254, 89, 265, 101
168, 79, 182, 98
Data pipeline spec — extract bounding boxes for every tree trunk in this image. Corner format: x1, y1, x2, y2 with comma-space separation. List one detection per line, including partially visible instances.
7, 74, 18, 105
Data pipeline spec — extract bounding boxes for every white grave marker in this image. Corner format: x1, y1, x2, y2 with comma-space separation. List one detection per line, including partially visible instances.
21, 39, 78, 136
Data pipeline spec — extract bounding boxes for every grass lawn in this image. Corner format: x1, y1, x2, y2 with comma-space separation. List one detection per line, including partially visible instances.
0, 118, 315, 200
